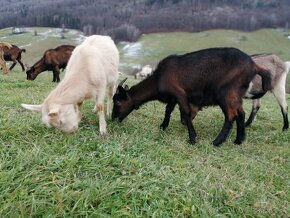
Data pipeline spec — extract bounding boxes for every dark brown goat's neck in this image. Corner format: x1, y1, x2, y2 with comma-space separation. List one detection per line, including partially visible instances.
128, 75, 158, 108
33, 59, 45, 73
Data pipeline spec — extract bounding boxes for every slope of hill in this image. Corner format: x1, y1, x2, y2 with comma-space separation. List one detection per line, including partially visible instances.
1, 26, 289, 91
0, 0, 290, 42
0, 27, 82, 65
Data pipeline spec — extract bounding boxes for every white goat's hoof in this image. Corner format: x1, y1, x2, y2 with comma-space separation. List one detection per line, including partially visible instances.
100, 128, 107, 135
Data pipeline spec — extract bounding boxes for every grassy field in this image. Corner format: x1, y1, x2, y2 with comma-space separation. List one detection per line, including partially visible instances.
0, 28, 290, 217
119, 29, 290, 91
0, 27, 82, 65
1, 27, 290, 89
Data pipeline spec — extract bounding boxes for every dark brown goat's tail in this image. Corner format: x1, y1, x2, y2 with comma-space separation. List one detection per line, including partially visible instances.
255, 64, 272, 92
21, 49, 26, 53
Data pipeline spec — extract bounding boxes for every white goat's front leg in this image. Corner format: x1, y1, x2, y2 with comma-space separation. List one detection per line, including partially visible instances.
95, 89, 107, 135
106, 84, 115, 116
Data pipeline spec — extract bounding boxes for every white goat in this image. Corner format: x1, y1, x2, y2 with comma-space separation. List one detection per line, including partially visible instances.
244, 54, 289, 130
134, 65, 153, 79
21, 35, 119, 134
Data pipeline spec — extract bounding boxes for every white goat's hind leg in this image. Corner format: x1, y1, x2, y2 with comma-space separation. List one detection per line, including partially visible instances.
272, 74, 289, 130
106, 84, 115, 116
245, 99, 261, 127
95, 89, 107, 135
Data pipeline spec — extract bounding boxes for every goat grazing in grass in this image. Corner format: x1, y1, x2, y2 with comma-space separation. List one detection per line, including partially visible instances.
112, 48, 271, 146
26, 45, 75, 82
0, 42, 12, 74
21, 35, 119, 135
181, 54, 289, 131
3, 44, 26, 71
244, 54, 289, 130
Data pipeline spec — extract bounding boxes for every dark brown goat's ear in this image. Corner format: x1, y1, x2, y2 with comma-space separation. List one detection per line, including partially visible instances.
124, 85, 129, 91
118, 78, 128, 87
116, 86, 128, 100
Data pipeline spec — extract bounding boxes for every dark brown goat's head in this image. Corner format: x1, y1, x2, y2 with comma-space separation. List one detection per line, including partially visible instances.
112, 78, 134, 122
26, 66, 36, 80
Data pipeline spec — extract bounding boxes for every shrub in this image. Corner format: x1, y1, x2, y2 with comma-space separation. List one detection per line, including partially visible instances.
107, 24, 141, 42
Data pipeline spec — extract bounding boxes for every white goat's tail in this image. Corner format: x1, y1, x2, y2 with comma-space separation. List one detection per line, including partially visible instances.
284, 61, 290, 75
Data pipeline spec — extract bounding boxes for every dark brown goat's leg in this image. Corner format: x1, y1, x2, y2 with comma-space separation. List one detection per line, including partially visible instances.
212, 116, 234, 146
52, 70, 57, 82
9, 61, 17, 71
234, 106, 246, 144
17, 59, 26, 71
53, 66, 61, 82
160, 102, 176, 130
181, 104, 199, 125
213, 98, 239, 146
176, 94, 196, 144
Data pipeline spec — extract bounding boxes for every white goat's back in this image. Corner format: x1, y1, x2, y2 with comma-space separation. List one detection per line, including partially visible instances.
82, 35, 119, 85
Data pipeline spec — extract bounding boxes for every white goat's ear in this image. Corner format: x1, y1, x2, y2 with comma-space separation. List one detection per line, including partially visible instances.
48, 107, 59, 116
21, 104, 42, 112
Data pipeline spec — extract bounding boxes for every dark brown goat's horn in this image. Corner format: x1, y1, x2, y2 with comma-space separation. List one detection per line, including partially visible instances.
118, 78, 128, 87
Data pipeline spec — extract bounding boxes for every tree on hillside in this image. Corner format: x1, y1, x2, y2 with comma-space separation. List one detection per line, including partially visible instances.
0, 0, 290, 41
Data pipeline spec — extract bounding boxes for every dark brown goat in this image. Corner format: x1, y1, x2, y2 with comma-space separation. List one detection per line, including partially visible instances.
3, 44, 26, 71
26, 45, 75, 82
112, 48, 271, 146
181, 54, 289, 131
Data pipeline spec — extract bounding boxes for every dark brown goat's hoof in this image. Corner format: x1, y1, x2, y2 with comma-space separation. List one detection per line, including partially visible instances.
188, 139, 196, 145
234, 139, 244, 145
160, 123, 168, 131
212, 140, 222, 147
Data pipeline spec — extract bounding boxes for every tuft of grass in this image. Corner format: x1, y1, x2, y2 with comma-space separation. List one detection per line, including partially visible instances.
0, 71, 289, 217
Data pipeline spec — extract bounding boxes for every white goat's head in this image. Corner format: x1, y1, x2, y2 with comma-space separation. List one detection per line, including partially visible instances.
21, 103, 82, 133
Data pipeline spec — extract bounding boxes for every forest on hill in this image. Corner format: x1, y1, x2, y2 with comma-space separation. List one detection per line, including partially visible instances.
0, 0, 290, 41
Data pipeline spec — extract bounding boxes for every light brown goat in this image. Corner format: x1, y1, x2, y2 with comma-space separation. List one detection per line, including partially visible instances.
0, 42, 12, 74
244, 54, 289, 130
2, 44, 26, 71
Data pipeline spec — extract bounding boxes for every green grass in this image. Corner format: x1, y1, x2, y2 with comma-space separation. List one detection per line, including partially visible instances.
0, 71, 289, 217
0, 27, 290, 217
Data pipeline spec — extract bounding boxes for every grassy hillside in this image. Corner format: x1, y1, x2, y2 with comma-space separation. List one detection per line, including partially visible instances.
1, 27, 290, 90
0, 27, 82, 65
119, 29, 290, 91
121, 29, 290, 66
0, 27, 289, 216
